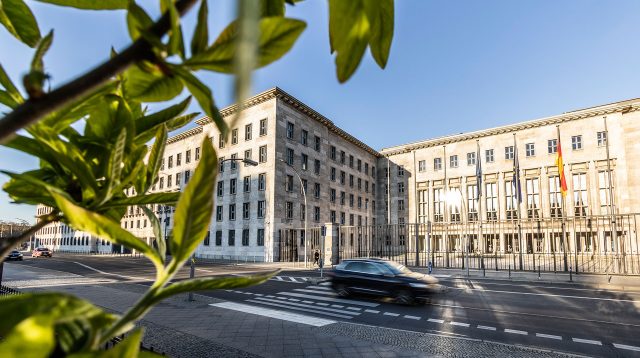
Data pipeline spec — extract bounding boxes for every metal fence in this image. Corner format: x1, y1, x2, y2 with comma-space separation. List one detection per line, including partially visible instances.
278, 213, 640, 275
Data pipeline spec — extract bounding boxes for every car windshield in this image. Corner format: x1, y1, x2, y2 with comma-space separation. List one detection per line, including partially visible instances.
381, 261, 412, 274
38, 248, 48, 251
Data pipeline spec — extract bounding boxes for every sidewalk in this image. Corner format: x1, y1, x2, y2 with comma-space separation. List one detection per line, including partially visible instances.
2, 263, 577, 358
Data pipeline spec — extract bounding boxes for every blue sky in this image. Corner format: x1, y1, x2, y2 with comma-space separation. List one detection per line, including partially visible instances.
2, 0, 640, 222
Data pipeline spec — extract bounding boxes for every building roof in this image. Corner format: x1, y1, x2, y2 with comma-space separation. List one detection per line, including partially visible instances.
379, 97, 640, 156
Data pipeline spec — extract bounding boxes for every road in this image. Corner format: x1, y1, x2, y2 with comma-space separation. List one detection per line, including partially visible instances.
5, 254, 640, 357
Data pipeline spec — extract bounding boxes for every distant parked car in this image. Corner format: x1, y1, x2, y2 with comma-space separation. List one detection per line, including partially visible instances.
327, 258, 440, 305
32, 247, 52, 258
5, 250, 23, 261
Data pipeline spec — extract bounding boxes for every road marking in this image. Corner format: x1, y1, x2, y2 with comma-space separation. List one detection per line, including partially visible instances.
572, 338, 602, 345
307, 285, 332, 291
251, 297, 360, 317
293, 288, 336, 296
210, 302, 336, 326
265, 295, 275, 298
331, 304, 344, 308
288, 298, 300, 302
536, 333, 562, 340
276, 276, 284, 281
477, 325, 496, 331
289, 277, 299, 283
404, 315, 421, 320
302, 300, 313, 304
347, 307, 361, 311
245, 299, 353, 319
428, 318, 444, 324
364, 309, 380, 314
383, 312, 400, 317
448, 286, 638, 303
613, 343, 640, 352
504, 329, 527, 335
277, 292, 380, 307
254, 293, 264, 296
449, 321, 470, 327
71, 261, 149, 281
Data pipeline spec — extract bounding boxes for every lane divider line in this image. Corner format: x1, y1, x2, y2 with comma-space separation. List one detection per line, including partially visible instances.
477, 325, 496, 331
450, 321, 470, 327
504, 329, 528, 335
613, 343, 640, 352
536, 333, 562, 340
572, 338, 602, 345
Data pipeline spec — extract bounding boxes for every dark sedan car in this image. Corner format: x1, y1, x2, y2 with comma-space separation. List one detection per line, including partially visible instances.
5, 250, 23, 261
328, 258, 439, 305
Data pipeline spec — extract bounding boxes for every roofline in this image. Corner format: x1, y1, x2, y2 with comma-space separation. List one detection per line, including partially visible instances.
380, 97, 640, 156
167, 126, 203, 144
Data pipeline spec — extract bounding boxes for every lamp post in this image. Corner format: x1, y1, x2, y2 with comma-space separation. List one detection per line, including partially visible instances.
279, 158, 308, 267
445, 189, 470, 276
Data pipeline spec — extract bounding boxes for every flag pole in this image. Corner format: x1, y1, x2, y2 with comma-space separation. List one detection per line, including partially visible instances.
557, 125, 569, 272
513, 133, 524, 270
603, 116, 620, 273
477, 140, 484, 269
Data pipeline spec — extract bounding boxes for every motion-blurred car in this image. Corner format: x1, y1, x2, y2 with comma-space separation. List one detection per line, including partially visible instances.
5, 250, 23, 261
32, 247, 52, 258
327, 258, 439, 305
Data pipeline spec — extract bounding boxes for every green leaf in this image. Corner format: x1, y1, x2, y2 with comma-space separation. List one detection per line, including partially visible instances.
67, 328, 144, 358
126, 1, 153, 41
169, 138, 217, 264
145, 125, 167, 192
102, 128, 127, 204
190, 0, 209, 56
161, 0, 181, 57
328, 0, 370, 83
141, 205, 165, 263
261, 0, 285, 17
185, 17, 306, 73
0, 315, 55, 358
1, 171, 60, 207
153, 270, 277, 303
173, 67, 227, 137
134, 96, 191, 135
0, 63, 23, 103
0, 0, 42, 47
124, 65, 184, 102
34, 0, 128, 10
31, 29, 54, 73
103, 192, 180, 208
364, 0, 393, 68
165, 112, 198, 132
49, 190, 163, 268
0, 90, 19, 108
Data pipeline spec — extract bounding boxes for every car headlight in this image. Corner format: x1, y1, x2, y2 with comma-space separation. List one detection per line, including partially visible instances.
409, 283, 429, 288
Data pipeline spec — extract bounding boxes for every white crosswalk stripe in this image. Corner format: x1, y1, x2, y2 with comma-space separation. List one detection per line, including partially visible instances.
293, 288, 337, 296
250, 297, 360, 318
277, 292, 380, 307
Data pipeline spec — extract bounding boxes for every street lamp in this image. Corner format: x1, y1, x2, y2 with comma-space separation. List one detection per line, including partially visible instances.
444, 189, 470, 276
278, 158, 308, 267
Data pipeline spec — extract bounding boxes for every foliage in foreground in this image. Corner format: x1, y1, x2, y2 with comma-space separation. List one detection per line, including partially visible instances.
0, 0, 394, 356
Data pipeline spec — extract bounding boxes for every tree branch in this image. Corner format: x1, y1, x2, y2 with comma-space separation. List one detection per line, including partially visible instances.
0, 213, 60, 258
0, 0, 199, 144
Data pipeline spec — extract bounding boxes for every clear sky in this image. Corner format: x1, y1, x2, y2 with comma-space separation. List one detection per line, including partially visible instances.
2, 0, 640, 223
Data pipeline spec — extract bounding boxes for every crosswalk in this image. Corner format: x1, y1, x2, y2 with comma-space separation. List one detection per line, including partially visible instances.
269, 275, 311, 283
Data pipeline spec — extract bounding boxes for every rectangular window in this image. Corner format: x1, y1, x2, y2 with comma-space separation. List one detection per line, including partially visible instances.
467, 184, 478, 221
219, 156, 225, 173
314, 159, 321, 175
257, 229, 265, 246
314, 207, 320, 222
467, 152, 476, 166
349, 155, 354, 168
349, 174, 354, 188
434, 158, 442, 170
526, 178, 540, 218
340, 151, 346, 164
219, 136, 225, 149
573, 173, 588, 216
314, 135, 321, 151
184, 170, 190, 183
300, 204, 305, 220
228, 230, 235, 246
176, 153, 181, 166
257, 200, 265, 218
186, 150, 191, 164
449, 188, 460, 222
216, 206, 223, 221
230, 178, 237, 195
314, 183, 320, 198
485, 182, 498, 221
330, 167, 336, 181
548, 139, 557, 154
301, 153, 308, 170
597, 131, 607, 147
195, 147, 200, 160
259, 118, 267, 136
175, 173, 181, 186
286, 122, 294, 139
548, 176, 562, 218
340, 212, 345, 225
286, 175, 293, 192
160, 158, 165, 171
215, 230, 222, 246
526, 143, 535, 157
301, 130, 308, 146
159, 177, 164, 189
330, 188, 336, 203
231, 129, 238, 144
357, 196, 362, 209
330, 210, 336, 223
244, 149, 252, 166
217, 181, 224, 197
505, 181, 518, 220
259, 145, 267, 163
167, 174, 172, 187
286, 201, 293, 219
398, 183, 405, 194
505, 146, 514, 160
398, 165, 404, 176
340, 171, 346, 185
242, 229, 249, 246
598, 171, 613, 214
245, 124, 252, 141
243, 176, 251, 192
433, 188, 444, 222
229, 204, 236, 220
340, 191, 346, 206
203, 231, 210, 246
357, 178, 361, 190
485, 149, 494, 163
449, 155, 458, 168
357, 159, 362, 172
572, 135, 582, 150
349, 194, 354, 207
230, 153, 238, 170
330, 146, 336, 160
398, 199, 405, 211
258, 173, 266, 191
168, 155, 173, 169
286, 148, 294, 165
418, 160, 426, 172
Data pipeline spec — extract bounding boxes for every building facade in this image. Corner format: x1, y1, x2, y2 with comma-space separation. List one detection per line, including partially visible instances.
32, 89, 640, 267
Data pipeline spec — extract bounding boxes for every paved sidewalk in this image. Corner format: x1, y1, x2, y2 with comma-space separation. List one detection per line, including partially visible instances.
2, 263, 580, 358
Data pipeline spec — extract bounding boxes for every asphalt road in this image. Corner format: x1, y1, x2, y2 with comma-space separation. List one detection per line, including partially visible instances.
6, 254, 640, 357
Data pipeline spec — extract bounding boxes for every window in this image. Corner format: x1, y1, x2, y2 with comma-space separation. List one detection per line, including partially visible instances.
330, 188, 336, 203
259, 118, 267, 136
349, 174, 354, 188
300, 204, 305, 220
505, 146, 514, 160
449, 188, 460, 222
449, 155, 458, 168
485, 149, 494, 163
485, 182, 498, 221
330, 146, 336, 160
357, 196, 362, 209
398, 165, 404, 176
314, 207, 320, 222
365, 181, 369, 193
176, 173, 182, 186
244, 149, 252, 166
598, 171, 613, 214
433, 188, 444, 222
505, 181, 518, 220
219, 156, 225, 172
526, 178, 540, 218
349, 194, 354, 207
548, 176, 562, 218
258, 173, 266, 191
467, 184, 478, 221
259, 145, 267, 163
230, 153, 238, 170
167, 175, 172, 187
176, 153, 181, 166
217, 181, 224, 197
243, 176, 251, 192
245, 124, 252, 141
286, 148, 294, 165
597, 131, 607, 147
314, 183, 320, 198
573, 173, 588, 217
330, 167, 336, 181
184, 170, 190, 183
314, 159, 321, 175
160, 158, 165, 170
286, 201, 293, 219
168, 155, 173, 169
286, 122, 294, 139
349, 155, 354, 168
340, 191, 345, 206
257, 229, 265, 246
398, 183, 405, 194
186, 150, 191, 164
301, 130, 308, 146
216, 206, 223, 221
219, 136, 225, 149
418, 160, 426, 172
257, 200, 265, 218
242, 229, 249, 246
340, 212, 345, 225
314, 136, 321, 151
229, 204, 236, 220
286, 175, 294, 192
203, 231, 210, 246
195, 147, 200, 160
357, 159, 362, 172
330, 210, 336, 223
548, 139, 557, 154
301, 179, 307, 194
230, 178, 237, 195
467, 152, 476, 166
301, 154, 308, 170
525, 143, 535, 157
340, 151, 346, 164
159, 177, 164, 189
434, 158, 442, 171
215, 231, 222, 246
231, 128, 238, 144
357, 178, 361, 190
398, 199, 405, 211
340, 171, 346, 185
571, 135, 582, 150
228, 230, 235, 246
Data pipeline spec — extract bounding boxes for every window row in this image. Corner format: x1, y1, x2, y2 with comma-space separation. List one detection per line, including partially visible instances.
162, 147, 201, 170
202, 228, 265, 247
327, 144, 375, 177
218, 118, 268, 149
327, 189, 374, 210
216, 201, 268, 221
217, 174, 267, 196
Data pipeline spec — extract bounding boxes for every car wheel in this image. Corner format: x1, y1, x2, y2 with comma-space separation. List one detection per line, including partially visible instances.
335, 284, 350, 297
394, 290, 415, 305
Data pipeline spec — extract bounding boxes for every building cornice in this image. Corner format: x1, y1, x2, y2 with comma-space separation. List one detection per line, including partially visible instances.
380, 99, 640, 157
167, 126, 203, 144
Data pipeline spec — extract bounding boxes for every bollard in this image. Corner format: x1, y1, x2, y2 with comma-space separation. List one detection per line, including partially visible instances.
538, 266, 541, 280
569, 266, 573, 282
508, 264, 511, 278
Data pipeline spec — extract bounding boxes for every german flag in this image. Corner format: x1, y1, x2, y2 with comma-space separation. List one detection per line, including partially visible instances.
556, 133, 568, 197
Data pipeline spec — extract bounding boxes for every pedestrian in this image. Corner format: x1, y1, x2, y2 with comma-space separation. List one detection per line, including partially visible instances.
314, 250, 320, 266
